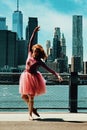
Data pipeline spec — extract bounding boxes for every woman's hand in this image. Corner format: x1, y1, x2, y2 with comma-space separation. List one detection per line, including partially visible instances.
57, 74, 63, 82
34, 26, 40, 33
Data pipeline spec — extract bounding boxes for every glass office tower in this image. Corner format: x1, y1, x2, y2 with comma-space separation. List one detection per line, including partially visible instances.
12, 0, 23, 39
72, 15, 83, 72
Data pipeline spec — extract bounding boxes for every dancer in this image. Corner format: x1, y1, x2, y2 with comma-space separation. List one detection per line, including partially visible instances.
19, 26, 63, 120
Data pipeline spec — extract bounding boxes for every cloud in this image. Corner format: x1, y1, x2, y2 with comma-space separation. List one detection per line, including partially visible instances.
70, 0, 87, 15
22, 1, 87, 62
18, 1, 74, 63
73, 0, 85, 4
22, 2, 72, 37
0, 0, 15, 11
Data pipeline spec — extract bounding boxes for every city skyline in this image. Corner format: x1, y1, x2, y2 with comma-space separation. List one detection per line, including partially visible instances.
0, 0, 87, 63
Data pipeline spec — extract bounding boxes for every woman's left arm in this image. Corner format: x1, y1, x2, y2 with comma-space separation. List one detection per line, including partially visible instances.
40, 61, 63, 82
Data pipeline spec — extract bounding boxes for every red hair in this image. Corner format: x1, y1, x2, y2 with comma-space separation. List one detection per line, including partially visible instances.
32, 44, 47, 60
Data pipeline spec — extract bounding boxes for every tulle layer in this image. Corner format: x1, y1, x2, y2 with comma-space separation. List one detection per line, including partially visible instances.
19, 71, 46, 96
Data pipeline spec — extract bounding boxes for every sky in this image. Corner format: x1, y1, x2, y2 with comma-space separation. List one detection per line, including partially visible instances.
0, 0, 87, 63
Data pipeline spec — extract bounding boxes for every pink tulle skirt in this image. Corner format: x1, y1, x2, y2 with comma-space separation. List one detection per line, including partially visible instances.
19, 71, 46, 96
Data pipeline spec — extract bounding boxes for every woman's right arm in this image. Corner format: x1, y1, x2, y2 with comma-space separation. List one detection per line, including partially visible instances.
28, 26, 40, 52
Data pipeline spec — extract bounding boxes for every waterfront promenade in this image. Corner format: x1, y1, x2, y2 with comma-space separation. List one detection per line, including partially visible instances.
0, 73, 87, 130
0, 112, 87, 130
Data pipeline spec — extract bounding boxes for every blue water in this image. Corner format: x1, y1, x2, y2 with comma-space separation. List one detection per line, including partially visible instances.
0, 85, 87, 112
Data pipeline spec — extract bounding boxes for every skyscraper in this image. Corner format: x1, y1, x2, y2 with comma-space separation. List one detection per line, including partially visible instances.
26, 17, 38, 44
83, 62, 87, 74
46, 40, 51, 56
52, 27, 61, 60
72, 15, 83, 72
71, 56, 81, 72
61, 33, 66, 56
12, 0, 23, 39
0, 30, 17, 68
25, 17, 38, 59
0, 17, 8, 30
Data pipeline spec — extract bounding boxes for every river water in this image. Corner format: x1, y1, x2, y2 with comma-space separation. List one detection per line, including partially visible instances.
0, 85, 87, 112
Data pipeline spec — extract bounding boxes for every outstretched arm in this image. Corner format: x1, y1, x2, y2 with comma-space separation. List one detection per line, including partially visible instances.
40, 61, 63, 82
28, 26, 40, 52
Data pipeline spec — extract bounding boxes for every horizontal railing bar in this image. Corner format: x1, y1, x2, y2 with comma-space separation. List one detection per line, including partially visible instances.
0, 107, 68, 110
0, 107, 87, 110
77, 107, 87, 109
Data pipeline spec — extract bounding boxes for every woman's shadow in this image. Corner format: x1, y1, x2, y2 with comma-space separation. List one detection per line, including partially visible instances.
34, 118, 64, 122
34, 118, 85, 123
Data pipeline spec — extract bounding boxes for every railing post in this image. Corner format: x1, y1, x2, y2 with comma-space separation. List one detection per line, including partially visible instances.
69, 72, 78, 113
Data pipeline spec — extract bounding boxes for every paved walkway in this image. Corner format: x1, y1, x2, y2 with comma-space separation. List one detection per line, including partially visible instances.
0, 112, 87, 121
0, 112, 87, 130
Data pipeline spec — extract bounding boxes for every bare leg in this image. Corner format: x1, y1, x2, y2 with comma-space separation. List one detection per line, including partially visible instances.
28, 95, 34, 120
21, 95, 29, 104
21, 94, 40, 118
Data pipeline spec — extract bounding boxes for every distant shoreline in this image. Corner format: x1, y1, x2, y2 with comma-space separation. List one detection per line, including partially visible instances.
0, 72, 87, 85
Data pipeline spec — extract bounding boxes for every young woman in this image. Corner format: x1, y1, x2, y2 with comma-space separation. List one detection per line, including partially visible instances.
19, 26, 63, 120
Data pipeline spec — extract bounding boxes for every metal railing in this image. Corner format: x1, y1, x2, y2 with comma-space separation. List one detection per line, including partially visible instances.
0, 72, 87, 113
